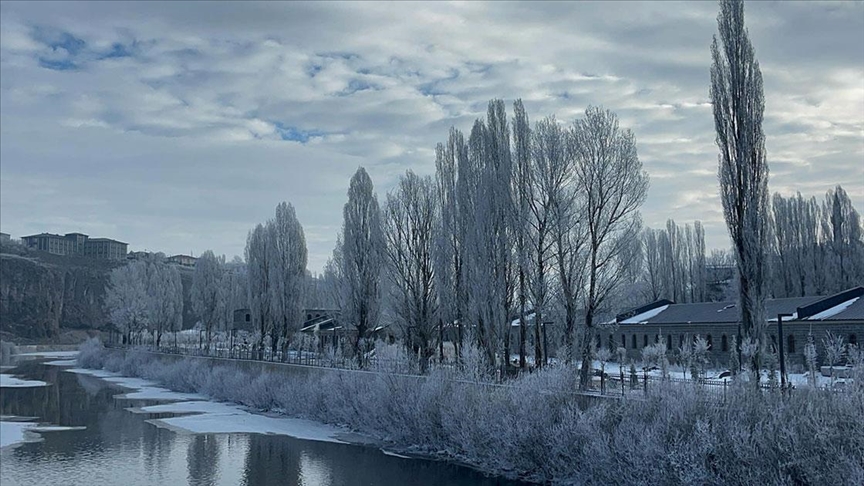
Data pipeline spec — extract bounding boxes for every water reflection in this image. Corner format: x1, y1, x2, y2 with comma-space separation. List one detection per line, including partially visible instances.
1, 362, 529, 486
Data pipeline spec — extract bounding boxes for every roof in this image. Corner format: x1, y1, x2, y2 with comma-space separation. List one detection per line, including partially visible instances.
617, 287, 864, 325
87, 238, 129, 245
22, 232, 64, 239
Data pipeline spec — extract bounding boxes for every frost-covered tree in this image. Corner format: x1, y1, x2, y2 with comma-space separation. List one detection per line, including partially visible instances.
384, 171, 439, 373
711, 0, 770, 378
105, 260, 150, 344
245, 224, 272, 358
268, 202, 308, 358
433, 128, 468, 361
460, 102, 517, 370
822, 331, 846, 386
191, 250, 225, 351
512, 99, 532, 369
339, 168, 385, 367
530, 113, 577, 368
571, 106, 648, 390
822, 186, 864, 292
146, 259, 183, 348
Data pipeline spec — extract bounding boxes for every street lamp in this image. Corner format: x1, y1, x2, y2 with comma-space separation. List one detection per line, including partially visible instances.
777, 313, 793, 390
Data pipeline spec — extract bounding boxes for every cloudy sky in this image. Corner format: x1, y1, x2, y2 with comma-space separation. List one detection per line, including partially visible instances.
1, 1, 862, 272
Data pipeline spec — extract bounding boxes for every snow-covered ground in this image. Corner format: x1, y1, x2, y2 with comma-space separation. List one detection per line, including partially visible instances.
0, 373, 49, 388
67, 367, 350, 444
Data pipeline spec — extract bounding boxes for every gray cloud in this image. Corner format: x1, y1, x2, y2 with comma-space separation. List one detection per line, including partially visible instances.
1, 1, 862, 272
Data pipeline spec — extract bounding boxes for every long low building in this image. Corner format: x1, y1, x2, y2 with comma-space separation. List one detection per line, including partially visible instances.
611, 286, 863, 370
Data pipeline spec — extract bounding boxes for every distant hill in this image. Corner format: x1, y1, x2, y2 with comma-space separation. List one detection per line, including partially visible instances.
0, 241, 196, 344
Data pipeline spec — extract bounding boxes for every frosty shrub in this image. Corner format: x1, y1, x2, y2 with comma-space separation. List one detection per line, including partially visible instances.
77, 338, 106, 369
642, 341, 668, 378
823, 331, 845, 385
80, 347, 864, 485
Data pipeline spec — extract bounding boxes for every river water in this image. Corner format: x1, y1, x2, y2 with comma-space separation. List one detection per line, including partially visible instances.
0, 360, 529, 486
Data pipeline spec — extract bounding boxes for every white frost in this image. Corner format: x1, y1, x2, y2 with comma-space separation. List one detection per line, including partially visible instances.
0, 374, 49, 388
621, 305, 669, 324
807, 297, 859, 320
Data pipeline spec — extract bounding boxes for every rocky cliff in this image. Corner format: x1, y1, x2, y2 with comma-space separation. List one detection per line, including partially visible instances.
0, 243, 195, 341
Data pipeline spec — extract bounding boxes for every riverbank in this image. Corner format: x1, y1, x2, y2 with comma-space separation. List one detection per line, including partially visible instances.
78, 340, 864, 485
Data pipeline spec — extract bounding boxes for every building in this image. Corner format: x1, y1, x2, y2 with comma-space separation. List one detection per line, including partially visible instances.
83, 238, 128, 260
22, 232, 128, 260
126, 251, 152, 261
0, 232, 10, 243
613, 286, 864, 369
167, 254, 197, 267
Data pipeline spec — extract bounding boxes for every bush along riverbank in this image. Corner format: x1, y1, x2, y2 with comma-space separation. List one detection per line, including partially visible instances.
78, 339, 864, 485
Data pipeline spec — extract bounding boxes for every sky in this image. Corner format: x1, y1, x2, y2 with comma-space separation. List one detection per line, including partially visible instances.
1, 1, 862, 273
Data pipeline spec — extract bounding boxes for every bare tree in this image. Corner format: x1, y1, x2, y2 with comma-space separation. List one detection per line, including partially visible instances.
191, 250, 225, 351
339, 167, 385, 367
571, 106, 648, 390
434, 128, 468, 362
246, 223, 272, 358
384, 170, 438, 373
711, 0, 769, 376
528, 113, 574, 368
822, 185, 863, 292
268, 202, 308, 359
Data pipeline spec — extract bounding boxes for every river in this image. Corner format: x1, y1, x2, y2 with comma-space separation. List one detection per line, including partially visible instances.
0, 358, 530, 486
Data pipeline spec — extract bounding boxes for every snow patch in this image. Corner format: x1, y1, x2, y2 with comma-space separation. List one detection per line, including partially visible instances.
0, 374, 49, 388
16, 351, 79, 358
621, 305, 669, 324
768, 312, 798, 322
44, 359, 78, 366
143, 401, 347, 444
380, 449, 411, 459
807, 297, 860, 320
0, 420, 84, 449
66, 368, 205, 401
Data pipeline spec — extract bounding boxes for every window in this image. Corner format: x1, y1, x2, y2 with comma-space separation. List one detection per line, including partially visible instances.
621, 334, 626, 348
245, 313, 250, 322
679, 335, 684, 349
722, 334, 728, 352
643, 334, 648, 348
609, 334, 615, 351
667, 334, 672, 350
850, 334, 857, 347
631, 334, 637, 349
706, 335, 713, 350
787, 335, 795, 354
771, 335, 777, 353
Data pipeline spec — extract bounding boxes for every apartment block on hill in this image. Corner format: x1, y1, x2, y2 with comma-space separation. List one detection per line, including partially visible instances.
22, 232, 128, 260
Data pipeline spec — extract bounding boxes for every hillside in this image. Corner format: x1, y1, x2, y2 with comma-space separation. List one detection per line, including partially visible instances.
0, 241, 196, 344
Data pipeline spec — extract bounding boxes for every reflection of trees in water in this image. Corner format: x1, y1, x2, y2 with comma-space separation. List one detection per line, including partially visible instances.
242, 434, 302, 486
141, 418, 173, 482
188, 434, 220, 486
